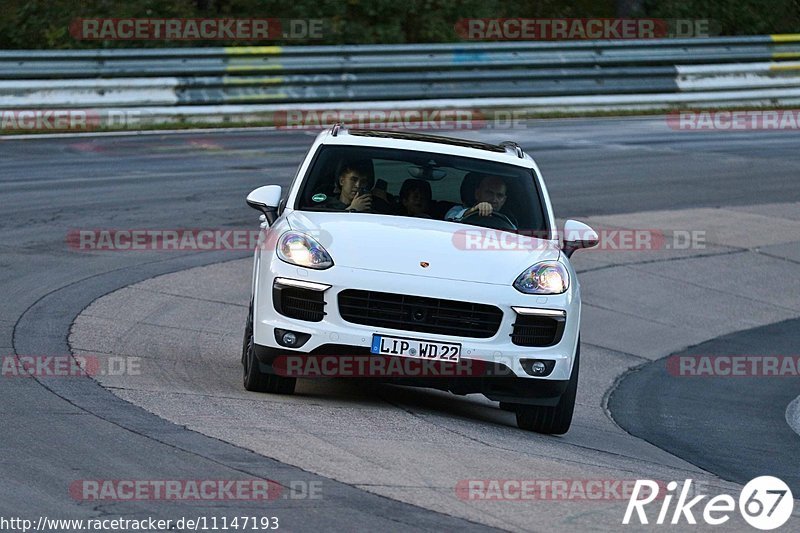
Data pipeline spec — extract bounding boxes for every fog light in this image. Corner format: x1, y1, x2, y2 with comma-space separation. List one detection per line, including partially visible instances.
274, 328, 311, 348
531, 361, 547, 375
520, 358, 556, 377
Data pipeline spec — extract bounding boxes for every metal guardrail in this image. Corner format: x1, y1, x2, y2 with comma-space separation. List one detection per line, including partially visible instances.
1, 35, 800, 123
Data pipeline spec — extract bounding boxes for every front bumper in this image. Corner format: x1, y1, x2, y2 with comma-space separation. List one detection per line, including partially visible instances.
253, 255, 581, 382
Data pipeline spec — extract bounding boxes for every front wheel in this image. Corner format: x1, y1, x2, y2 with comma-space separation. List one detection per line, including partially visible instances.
514, 342, 579, 435
242, 301, 296, 394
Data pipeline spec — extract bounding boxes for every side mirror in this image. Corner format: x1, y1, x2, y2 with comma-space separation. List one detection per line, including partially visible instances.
562, 219, 598, 258
246, 185, 282, 226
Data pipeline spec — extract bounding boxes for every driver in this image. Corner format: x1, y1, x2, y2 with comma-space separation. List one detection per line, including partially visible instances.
445, 174, 516, 228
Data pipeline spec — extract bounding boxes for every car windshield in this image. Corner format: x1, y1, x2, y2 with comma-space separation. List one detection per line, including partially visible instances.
295, 145, 549, 234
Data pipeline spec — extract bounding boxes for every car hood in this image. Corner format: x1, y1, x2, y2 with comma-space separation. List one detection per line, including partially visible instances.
286, 211, 560, 285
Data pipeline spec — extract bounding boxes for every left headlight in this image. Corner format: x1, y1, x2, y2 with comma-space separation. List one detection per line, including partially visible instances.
276, 231, 333, 269
513, 261, 569, 294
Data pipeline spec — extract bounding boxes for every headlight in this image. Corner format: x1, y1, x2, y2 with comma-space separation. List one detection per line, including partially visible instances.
513, 262, 569, 294
276, 231, 333, 269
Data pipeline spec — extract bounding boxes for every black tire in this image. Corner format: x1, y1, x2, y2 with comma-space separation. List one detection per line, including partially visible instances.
242, 301, 296, 394
514, 342, 579, 435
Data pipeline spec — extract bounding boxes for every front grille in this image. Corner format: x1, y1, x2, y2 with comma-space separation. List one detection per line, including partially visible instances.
511, 314, 565, 347
273, 285, 326, 322
338, 289, 502, 338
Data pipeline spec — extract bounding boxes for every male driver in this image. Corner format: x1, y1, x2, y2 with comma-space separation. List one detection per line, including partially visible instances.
445, 174, 514, 227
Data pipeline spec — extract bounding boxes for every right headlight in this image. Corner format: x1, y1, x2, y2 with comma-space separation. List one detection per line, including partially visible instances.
513, 261, 569, 294
276, 231, 333, 270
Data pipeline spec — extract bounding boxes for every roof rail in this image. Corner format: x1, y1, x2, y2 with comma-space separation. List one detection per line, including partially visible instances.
499, 141, 524, 159
331, 122, 345, 137
347, 129, 506, 153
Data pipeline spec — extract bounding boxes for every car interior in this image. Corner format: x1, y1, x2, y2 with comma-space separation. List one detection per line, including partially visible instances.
297, 145, 548, 234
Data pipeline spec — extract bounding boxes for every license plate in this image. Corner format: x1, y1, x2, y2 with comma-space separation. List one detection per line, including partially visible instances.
370, 334, 461, 362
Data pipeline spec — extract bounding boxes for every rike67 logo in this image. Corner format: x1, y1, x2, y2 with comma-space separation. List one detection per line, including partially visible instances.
624, 476, 794, 530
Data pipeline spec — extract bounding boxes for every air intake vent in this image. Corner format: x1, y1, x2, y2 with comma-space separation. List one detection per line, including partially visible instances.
338, 290, 502, 338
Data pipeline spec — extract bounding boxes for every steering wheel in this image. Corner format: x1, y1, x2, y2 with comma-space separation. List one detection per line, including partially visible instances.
460, 211, 517, 231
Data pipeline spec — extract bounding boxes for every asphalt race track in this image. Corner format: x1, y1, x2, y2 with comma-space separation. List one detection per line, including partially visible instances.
2, 118, 800, 531
611, 317, 800, 490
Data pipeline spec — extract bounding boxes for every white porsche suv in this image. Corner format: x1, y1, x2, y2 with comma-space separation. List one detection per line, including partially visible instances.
242, 126, 597, 434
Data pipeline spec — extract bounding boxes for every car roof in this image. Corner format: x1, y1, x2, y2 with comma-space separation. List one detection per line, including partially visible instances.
316, 126, 535, 167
